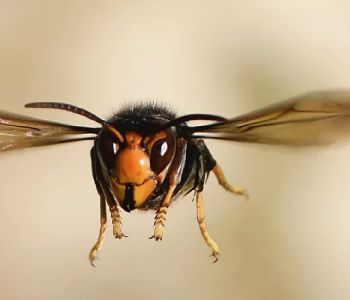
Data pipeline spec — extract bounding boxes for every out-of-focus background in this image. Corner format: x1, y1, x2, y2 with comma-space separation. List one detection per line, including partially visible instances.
1, 1, 350, 299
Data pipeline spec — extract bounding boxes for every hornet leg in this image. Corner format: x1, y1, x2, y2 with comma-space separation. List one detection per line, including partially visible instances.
193, 140, 220, 262
150, 185, 176, 241
150, 138, 187, 241
93, 147, 126, 239
89, 147, 126, 265
88, 196, 107, 266
212, 163, 248, 200
196, 189, 220, 262
194, 139, 247, 199
192, 139, 246, 262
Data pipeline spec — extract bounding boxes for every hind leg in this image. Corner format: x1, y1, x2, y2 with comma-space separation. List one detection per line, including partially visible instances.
194, 139, 248, 199
212, 163, 248, 200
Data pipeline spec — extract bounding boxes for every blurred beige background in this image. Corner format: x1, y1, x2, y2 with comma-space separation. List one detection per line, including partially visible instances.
1, 1, 350, 299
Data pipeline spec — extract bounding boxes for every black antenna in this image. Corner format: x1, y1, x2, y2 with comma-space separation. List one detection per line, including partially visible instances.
25, 102, 106, 125
26, 102, 125, 142
160, 114, 228, 130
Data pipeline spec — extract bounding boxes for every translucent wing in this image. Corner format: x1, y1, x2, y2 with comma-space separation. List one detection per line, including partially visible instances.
190, 90, 350, 146
0, 110, 98, 151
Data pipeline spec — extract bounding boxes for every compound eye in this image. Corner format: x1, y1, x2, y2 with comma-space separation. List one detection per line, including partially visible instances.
97, 130, 120, 174
150, 135, 175, 174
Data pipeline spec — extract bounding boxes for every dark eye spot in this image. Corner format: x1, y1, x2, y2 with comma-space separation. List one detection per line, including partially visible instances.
150, 139, 173, 174
98, 130, 120, 171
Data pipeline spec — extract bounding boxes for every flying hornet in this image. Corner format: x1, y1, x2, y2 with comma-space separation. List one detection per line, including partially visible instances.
1, 90, 350, 265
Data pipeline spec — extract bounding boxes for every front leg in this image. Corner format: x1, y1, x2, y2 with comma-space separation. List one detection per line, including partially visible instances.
150, 138, 187, 241
109, 204, 126, 239
93, 146, 127, 239
89, 195, 107, 266
89, 146, 126, 265
150, 185, 176, 240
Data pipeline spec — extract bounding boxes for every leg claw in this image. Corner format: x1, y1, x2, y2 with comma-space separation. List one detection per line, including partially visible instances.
113, 223, 127, 239
210, 251, 220, 263
149, 235, 163, 241
89, 248, 99, 267
114, 232, 128, 239
149, 224, 164, 241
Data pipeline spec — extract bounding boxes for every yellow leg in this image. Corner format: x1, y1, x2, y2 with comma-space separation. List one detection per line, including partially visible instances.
212, 164, 248, 200
196, 190, 220, 262
150, 185, 176, 241
89, 197, 107, 266
110, 205, 127, 239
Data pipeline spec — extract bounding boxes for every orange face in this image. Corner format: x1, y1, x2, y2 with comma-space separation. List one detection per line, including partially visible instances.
105, 129, 175, 212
